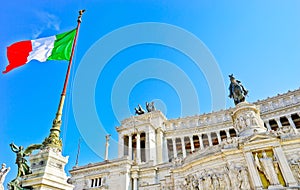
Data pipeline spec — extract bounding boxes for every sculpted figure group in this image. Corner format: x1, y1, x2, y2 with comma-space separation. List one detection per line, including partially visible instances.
234, 112, 260, 132
180, 163, 250, 190
135, 102, 156, 115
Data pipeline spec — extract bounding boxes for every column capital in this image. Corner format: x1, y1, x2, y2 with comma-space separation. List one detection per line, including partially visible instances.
285, 114, 292, 119
275, 117, 281, 122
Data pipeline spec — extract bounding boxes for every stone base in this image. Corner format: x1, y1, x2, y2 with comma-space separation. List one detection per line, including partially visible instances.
232, 102, 267, 137
22, 148, 73, 190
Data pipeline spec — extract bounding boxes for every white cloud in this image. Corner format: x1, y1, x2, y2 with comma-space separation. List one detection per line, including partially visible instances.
32, 11, 61, 38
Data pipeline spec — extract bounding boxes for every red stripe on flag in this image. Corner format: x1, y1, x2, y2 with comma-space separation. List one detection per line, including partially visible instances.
3, 40, 32, 73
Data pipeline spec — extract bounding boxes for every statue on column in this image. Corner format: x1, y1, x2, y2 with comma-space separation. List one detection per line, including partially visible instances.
254, 151, 281, 186
0, 163, 10, 190
228, 74, 248, 105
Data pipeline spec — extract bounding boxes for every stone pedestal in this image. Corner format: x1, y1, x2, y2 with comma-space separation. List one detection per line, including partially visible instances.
232, 102, 267, 137
22, 148, 73, 190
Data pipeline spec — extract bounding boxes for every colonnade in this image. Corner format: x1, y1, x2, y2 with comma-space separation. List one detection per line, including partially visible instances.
264, 113, 300, 132
166, 128, 237, 160
121, 132, 147, 163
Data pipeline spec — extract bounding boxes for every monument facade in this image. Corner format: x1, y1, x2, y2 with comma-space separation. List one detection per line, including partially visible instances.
70, 87, 300, 190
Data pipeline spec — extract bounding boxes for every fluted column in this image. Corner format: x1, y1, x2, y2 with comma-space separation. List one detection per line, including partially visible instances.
264, 120, 271, 130
189, 136, 195, 152
133, 178, 138, 190
286, 115, 298, 133
163, 137, 169, 162
118, 134, 124, 158
172, 138, 177, 158
136, 133, 141, 163
131, 167, 139, 190
275, 118, 283, 128
128, 135, 132, 160
145, 132, 149, 162
207, 133, 213, 146
225, 129, 230, 138
216, 132, 221, 144
181, 137, 186, 158
198, 135, 204, 149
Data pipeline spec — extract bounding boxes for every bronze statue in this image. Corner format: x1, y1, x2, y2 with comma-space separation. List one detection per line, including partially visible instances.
135, 104, 145, 115
228, 74, 248, 105
8, 143, 42, 190
146, 102, 156, 112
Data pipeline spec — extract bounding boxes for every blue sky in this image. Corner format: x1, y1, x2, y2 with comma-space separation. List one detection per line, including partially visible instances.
1, 0, 300, 187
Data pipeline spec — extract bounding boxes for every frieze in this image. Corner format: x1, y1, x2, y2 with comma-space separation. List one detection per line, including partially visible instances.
177, 162, 250, 190
164, 125, 233, 137
257, 89, 300, 113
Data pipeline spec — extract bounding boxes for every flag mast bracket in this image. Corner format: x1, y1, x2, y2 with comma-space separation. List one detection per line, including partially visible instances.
41, 10, 85, 152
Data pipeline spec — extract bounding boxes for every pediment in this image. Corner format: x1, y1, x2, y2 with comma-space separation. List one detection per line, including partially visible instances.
243, 134, 278, 143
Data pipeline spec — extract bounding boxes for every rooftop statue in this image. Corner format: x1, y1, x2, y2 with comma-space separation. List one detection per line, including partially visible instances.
8, 143, 42, 190
228, 74, 248, 105
135, 104, 145, 115
146, 101, 156, 112
0, 163, 10, 190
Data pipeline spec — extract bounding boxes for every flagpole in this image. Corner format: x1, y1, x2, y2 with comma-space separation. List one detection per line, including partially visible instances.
42, 10, 85, 151
75, 138, 81, 166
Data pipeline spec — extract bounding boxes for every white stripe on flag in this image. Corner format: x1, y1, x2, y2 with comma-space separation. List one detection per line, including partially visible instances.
27, 35, 56, 63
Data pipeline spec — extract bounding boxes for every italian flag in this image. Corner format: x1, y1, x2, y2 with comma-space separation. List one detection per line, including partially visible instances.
3, 29, 76, 74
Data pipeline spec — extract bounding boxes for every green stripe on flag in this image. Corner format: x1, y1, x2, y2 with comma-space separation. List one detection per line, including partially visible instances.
47, 29, 76, 61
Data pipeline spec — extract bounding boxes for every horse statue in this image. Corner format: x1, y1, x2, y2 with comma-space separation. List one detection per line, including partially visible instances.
146, 101, 156, 112
228, 74, 248, 105
135, 104, 145, 115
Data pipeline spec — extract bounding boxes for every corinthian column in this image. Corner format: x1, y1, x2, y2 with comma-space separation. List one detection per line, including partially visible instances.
181, 137, 186, 158
136, 133, 141, 163
172, 138, 177, 158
